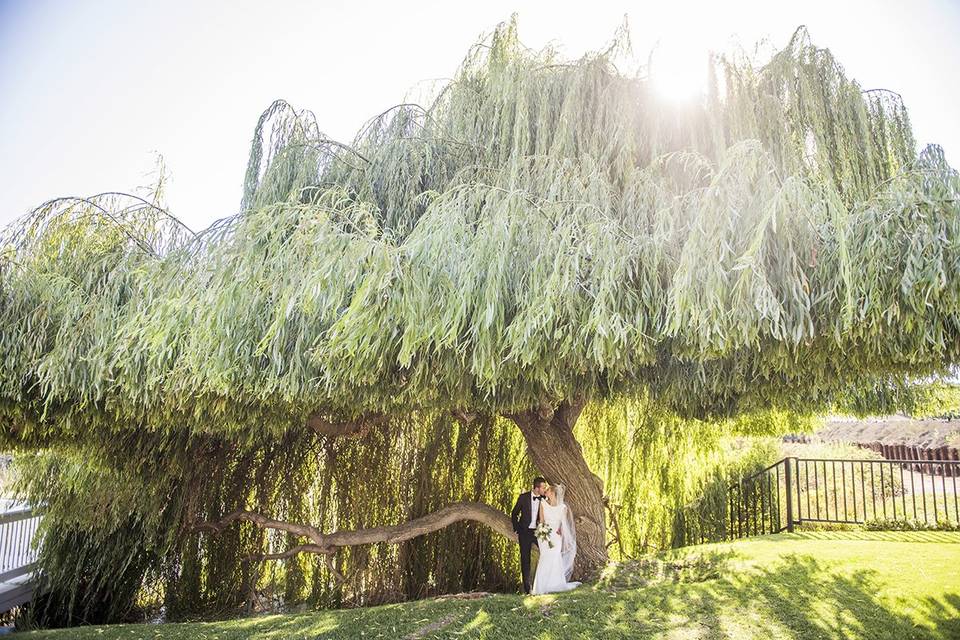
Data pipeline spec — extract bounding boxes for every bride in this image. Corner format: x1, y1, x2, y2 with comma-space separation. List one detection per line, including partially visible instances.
531, 483, 581, 595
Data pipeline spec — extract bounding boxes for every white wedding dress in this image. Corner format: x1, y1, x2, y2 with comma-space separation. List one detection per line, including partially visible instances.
531, 499, 581, 595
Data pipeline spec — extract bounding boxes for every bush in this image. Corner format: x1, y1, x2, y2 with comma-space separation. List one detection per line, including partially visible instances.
863, 519, 960, 532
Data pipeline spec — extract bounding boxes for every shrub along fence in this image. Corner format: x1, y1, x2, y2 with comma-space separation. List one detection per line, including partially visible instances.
672, 457, 960, 547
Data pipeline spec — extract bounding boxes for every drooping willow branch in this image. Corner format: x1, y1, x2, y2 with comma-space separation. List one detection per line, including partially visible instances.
195, 501, 517, 560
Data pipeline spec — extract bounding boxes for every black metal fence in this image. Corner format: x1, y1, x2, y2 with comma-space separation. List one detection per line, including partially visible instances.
672, 457, 960, 547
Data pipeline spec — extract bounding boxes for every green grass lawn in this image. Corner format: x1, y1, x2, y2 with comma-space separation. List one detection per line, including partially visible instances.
22, 532, 960, 639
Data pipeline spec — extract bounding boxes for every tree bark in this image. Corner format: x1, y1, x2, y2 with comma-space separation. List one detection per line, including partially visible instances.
506, 399, 607, 579
196, 501, 517, 557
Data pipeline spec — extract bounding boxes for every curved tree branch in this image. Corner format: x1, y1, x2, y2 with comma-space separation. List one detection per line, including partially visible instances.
195, 509, 323, 541
196, 501, 517, 559
305, 413, 388, 439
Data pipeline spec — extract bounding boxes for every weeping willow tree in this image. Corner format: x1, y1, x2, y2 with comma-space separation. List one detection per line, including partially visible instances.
1, 19, 959, 602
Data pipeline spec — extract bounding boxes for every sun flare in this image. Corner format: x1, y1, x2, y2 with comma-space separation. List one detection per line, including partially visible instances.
649, 41, 710, 104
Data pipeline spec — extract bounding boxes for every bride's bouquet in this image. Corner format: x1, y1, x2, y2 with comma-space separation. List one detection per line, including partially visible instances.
534, 522, 554, 548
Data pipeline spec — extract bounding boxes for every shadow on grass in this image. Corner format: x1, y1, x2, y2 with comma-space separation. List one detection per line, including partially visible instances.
407, 552, 960, 640
269, 549, 960, 639
643, 553, 960, 640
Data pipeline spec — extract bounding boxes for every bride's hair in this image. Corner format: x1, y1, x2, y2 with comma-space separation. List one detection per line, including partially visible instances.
553, 483, 566, 504
545, 483, 566, 506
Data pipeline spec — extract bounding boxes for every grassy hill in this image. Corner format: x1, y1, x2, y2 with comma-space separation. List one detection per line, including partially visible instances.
22, 531, 960, 639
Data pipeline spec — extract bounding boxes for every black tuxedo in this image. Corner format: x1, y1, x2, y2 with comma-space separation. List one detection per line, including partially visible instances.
511, 491, 543, 593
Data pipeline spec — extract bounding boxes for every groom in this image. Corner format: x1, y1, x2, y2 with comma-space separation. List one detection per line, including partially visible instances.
510, 476, 547, 594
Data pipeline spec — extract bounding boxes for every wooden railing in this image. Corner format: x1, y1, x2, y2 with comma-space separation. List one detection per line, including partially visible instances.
0, 505, 42, 612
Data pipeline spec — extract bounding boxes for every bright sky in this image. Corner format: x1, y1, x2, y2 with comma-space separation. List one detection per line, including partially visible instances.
1, 0, 958, 231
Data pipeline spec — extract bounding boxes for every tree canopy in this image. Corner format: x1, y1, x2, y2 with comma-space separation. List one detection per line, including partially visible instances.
1, 24, 957, 438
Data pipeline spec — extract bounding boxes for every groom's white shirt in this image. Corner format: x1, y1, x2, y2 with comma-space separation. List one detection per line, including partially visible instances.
529, 494, 540, 528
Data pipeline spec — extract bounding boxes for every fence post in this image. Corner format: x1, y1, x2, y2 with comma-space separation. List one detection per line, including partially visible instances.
785, 457, 794, 533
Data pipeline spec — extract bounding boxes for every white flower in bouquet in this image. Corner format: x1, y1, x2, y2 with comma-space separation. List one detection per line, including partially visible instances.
534, 522, 554, 548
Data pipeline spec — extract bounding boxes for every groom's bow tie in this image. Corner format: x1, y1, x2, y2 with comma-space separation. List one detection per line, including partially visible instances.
534, 496, 545, 500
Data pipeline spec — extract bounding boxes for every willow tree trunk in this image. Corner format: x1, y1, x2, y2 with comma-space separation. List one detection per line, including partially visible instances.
507, 399, 607, 579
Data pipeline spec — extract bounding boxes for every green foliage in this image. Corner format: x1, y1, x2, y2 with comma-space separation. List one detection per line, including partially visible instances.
578, 396, 797, 551
907, 382, 960, 419
13, 414, 530, 624
669, 437, 782, 547
863, 519, 960, 531
13, 449, 170, 624
833, 380, 960, 418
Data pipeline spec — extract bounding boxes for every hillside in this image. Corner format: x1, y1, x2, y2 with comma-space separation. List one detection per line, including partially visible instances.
21, 532, 960, 639
817, 416, 960, 449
